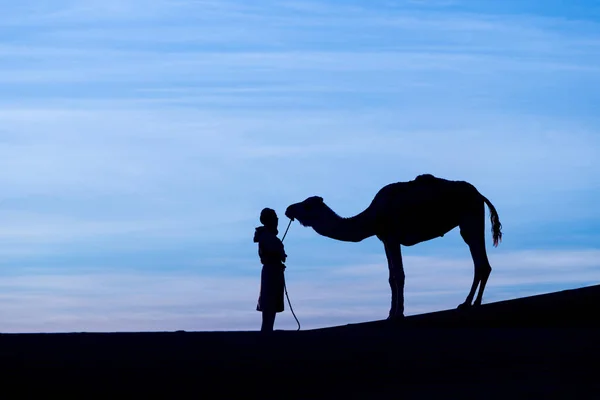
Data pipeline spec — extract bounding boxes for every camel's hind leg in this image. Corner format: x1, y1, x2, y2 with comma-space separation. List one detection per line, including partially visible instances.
457, 203, 492, 309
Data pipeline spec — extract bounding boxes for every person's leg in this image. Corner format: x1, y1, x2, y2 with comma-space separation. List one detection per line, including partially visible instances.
261, 311, 276, 332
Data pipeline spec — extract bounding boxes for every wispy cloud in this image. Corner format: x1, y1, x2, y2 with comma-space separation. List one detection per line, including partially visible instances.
0, 249, 598, 333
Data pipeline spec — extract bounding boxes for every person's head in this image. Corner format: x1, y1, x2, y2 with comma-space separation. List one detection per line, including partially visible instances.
260, 207, 278, 231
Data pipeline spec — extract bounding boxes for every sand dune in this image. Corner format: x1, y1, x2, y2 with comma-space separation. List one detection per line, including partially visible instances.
1, 284, 599, 398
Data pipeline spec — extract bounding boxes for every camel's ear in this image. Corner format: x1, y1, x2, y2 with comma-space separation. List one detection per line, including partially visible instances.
316, 196, 323, 203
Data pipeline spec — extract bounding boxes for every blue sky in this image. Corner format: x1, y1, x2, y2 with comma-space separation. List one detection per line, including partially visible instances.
0, 0, 599, 332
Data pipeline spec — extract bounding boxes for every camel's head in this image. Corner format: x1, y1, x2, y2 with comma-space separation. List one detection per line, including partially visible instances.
285, 196, 325, 227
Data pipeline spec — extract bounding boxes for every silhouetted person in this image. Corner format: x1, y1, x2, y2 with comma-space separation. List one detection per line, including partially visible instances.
254, 208, 287, 332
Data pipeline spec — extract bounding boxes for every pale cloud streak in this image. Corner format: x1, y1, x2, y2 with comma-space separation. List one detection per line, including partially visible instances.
0, 104, 597, 249
0, 249, 598, 333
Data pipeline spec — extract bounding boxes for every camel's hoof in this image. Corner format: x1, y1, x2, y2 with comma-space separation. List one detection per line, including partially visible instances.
387, 314, 405, 322
457, 303, 471, 311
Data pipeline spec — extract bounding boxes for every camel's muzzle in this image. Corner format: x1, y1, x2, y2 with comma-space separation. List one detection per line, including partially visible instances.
284, 206, 295, 221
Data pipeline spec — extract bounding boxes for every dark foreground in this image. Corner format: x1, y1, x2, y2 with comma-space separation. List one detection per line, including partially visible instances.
2, 285, 600, 398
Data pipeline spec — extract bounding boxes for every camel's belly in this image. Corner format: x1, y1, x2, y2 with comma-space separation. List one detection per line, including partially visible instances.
399, 226, 456, 246
399, 216, 458, 245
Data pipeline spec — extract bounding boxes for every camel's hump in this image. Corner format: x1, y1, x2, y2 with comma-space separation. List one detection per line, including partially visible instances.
414, 173, 437, 181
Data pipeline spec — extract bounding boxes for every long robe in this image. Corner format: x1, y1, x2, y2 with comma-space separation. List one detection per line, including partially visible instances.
254, 226, 287, 313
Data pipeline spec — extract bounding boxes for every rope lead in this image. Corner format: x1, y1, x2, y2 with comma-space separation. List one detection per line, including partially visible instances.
281, 218, 300, 331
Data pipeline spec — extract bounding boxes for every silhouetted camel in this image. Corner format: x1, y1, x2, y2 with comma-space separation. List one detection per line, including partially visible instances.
285, 174, 502, 320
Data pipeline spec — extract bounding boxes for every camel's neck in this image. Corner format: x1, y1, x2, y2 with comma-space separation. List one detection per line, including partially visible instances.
311, 204, 377, 243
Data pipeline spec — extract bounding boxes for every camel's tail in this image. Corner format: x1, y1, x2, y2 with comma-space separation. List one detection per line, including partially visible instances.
482, 195, 502, 247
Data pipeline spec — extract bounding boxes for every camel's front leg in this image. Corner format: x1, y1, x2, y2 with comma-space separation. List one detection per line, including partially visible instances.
384, 241, 405, 319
